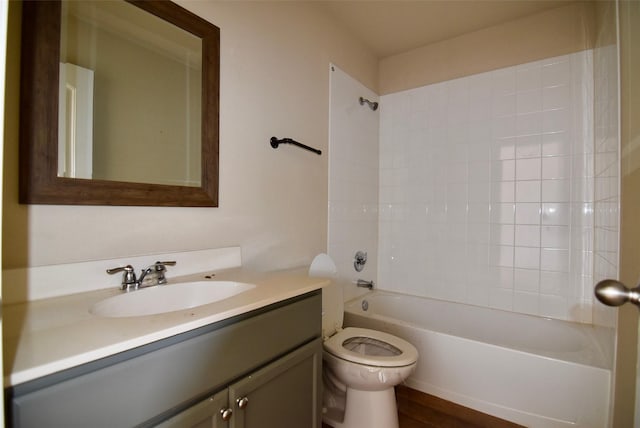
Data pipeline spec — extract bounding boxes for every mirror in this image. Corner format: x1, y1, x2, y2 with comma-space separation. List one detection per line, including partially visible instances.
19, 0, 219, 206
59, 1, 203, 187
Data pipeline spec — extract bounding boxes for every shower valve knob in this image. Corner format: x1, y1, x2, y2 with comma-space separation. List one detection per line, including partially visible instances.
354, 251, 367, 272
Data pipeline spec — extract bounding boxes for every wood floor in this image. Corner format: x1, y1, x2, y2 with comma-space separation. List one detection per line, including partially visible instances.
322, 385, 524, 428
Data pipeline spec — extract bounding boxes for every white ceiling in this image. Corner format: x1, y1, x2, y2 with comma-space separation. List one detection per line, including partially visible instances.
319, 0, 581, 58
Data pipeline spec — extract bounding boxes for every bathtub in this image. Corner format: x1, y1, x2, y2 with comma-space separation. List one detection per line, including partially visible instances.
343, 291, 613, 428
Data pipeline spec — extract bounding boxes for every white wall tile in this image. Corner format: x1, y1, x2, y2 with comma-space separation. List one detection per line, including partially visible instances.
515, 203, 541, 224
469, 161, 492, 182
542, 131, 572, 156
515, 135, 542, 158
515, 246, 541, 269
468, 141, 492, 161
489, 287, 514, 311
514, 291, 539, 315
542, 225, 571, 249
491, 137, 517, 160
493, 93, 517, 117
517, 89, 542, 114
516, 158, 542, 180
491, 203, 515, 224
517, 64, 542, 91
539, 294, 569, 319
542, 58, 571, 87
541, 248, 570, 272
491, 224, 515, 245
543, 108, 571, 134
467, 180, 491, 202
492, 69, 517, 96
542, 156, 572, 179
468, 203, 491, 223
375, 51, 607, 323
542, 203, 571, 225
492, 160, 516, 181
516, 111, 543, 136
515, 181, 541, 202
543, 84, 570, 110
514, 268, 540, 292
542, 179, 571, 202
492, 181, 516, 202
540, 271, 570, 295
468, 223, 490, 244
489, 245, 514, 267
515, 225, 541, 247
329, 65, 379, 302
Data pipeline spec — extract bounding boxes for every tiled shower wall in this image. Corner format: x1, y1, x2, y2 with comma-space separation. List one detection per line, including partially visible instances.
328, 65, 379, 303
378, 51, 602, 323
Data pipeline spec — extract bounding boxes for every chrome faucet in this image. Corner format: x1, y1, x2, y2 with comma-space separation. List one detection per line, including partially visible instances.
356, 279, 374, 290
138, 261, 176, 287
107, 261, 176, 291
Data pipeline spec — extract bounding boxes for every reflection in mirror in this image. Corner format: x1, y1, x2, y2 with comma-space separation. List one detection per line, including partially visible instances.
19, 0, 219, 206
59, 0, 202, 187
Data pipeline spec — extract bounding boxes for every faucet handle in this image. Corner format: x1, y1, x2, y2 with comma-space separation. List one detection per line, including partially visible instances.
151, 260, 176, 274
106, 265, 137, 290
150, 260, 176, 284
154, 260, 176, 268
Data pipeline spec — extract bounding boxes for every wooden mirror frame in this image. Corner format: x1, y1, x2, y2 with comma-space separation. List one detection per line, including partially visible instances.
19, 0, 219, 206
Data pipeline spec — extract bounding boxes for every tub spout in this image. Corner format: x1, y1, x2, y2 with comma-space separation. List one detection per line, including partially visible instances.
356, 279, 374, 290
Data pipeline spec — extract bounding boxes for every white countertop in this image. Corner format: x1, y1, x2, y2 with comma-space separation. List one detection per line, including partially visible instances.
3, 267, 330, 387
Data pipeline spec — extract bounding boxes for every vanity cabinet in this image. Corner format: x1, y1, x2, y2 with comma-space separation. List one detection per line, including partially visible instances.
7, 290, 322, 428
160, 338, 321, 428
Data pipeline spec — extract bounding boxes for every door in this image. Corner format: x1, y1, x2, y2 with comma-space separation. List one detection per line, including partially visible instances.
0, 0, 8, 425
606, 1, 640, 426
622, 2, 640, 426
228, 339, 322, 428
57, 62, 94, 179
157, 389, 231, 428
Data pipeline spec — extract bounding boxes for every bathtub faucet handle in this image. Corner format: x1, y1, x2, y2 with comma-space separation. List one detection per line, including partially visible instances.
356, 279, 374, 290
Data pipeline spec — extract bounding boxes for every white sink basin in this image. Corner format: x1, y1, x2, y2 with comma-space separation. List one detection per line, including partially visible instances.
90, 281, 256, 318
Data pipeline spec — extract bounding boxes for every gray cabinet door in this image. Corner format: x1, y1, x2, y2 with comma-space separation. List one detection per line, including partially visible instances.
229, 338, 322, 428
157, 389, 230, 428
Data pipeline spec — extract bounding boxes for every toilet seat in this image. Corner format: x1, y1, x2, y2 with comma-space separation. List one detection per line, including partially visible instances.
324, 327, 418, 368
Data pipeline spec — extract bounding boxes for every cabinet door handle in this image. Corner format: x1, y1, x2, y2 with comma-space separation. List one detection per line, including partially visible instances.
220, 407, 233, 421
236, 396, 249, 409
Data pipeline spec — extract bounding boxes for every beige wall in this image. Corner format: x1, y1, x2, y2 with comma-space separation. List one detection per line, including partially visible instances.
379, 1, 596, 94
3, 1, 377, 271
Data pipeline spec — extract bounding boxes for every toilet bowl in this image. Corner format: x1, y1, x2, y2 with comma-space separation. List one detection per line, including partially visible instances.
309, 254, 418, 428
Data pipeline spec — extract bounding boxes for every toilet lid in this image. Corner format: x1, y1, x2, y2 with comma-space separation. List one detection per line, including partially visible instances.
324, 327, 418, 367
309, 254, 343, 338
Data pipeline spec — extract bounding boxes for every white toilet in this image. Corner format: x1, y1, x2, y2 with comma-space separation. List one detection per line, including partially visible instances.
310, 254, 418, 428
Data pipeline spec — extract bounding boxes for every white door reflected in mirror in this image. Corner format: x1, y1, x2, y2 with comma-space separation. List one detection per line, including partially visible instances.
58, 62, 94, 180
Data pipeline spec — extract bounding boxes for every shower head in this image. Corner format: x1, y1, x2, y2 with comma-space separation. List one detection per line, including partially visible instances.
359, 97, 378, 111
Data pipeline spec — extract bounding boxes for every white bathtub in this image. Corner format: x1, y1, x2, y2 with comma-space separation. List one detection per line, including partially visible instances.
343, 291, 613, 428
